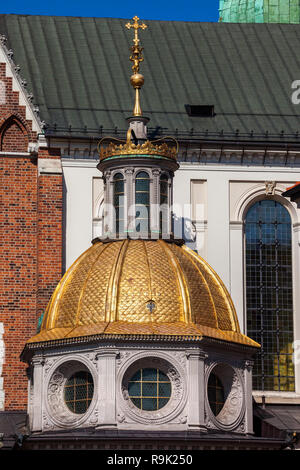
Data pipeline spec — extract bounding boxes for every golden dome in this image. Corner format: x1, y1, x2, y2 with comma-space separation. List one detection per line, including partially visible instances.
27, 240, 259, 348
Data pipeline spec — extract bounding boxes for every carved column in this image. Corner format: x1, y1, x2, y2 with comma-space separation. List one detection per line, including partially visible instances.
108, 175, 117, 236
96, 350, 119, 428
151, 169, 161, 237
125, 168, 134, 235
244, 360, 254, 435
186, 351, 207, 431
31, 356, 44, 432
103, 170, 113, 236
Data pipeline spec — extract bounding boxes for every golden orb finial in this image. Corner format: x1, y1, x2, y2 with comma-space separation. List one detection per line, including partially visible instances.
125, 16, 148, 116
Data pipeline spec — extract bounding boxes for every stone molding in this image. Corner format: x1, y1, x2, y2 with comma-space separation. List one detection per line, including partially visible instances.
44, 355, 98, 430
116, 350, 187, 426
204, 361, 246, 432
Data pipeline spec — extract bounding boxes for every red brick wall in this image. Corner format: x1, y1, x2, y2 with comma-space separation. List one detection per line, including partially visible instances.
37, 149, 63, 323
0, 61, 62, 410
0, 154, 38, 409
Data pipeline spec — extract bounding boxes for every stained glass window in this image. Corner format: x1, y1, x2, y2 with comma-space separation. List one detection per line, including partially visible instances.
113, 173, 124, 235
245, 200, 294, 391
135, 171, 150, 233
128, 368, 171, 411
64, 371, 94, 414
160, 174, 168, 234
208, 373, 225, 416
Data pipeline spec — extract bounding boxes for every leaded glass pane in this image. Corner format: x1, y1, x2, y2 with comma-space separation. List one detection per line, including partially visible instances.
142, 368, 157, 381
135, 172, 150, 232
158, 382, 171, 396
142, 382, 157, 397
158, 398, 169, 408
245, 200, 294, 391
128, 368, 171, 411
142, 398, 157, 411
64, 371, 94, 414
207, 373, 225, 416
160, 175, 168, 234
113, 173, 124, 236
159, 370, 168, 381
131, 370, 141, 381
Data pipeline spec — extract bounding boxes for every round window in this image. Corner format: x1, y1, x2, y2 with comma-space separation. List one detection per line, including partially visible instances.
128, 368, 171, 411
206, 363, 244, 429
208, 372, 225, 416
64, 371, 94, 414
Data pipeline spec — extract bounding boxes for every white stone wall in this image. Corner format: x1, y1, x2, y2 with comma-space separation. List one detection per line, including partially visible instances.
62, 158, 102, 269
0, 323, 5, 410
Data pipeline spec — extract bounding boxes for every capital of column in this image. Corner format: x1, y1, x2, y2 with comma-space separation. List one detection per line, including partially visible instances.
95, 349, 120, 360
186, 350, 208, 360
31, 356, 45, 366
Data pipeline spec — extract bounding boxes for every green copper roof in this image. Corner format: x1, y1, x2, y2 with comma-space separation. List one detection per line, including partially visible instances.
1, 15, 300, 142
220, 0, 300, 23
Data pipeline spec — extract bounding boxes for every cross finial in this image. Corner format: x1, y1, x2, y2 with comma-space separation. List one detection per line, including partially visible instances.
125, 16, 147, 46
125, 16, 148, 116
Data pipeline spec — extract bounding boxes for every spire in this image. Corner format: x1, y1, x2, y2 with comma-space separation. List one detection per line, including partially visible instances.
219, 0, 300, 24
125, 16, 148, 117
97, 16, 179, 242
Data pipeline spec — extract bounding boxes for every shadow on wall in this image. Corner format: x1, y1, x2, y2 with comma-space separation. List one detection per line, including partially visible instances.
173, 213, 197, 251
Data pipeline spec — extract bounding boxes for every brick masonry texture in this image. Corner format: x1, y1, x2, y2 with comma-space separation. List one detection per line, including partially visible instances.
0, 61, 63, 410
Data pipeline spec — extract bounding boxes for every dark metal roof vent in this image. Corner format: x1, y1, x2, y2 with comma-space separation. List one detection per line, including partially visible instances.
185, 105, 215, 117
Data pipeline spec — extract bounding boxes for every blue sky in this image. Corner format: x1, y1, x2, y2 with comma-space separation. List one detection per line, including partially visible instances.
0, 0, 220, 22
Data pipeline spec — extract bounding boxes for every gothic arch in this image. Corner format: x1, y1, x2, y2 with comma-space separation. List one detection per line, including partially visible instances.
0, 114, 29, 152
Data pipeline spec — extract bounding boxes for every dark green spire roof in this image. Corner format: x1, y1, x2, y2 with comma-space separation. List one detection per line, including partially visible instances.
219, 0, 300, 24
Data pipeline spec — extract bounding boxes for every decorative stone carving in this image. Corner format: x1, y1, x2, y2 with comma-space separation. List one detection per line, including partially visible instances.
245, 360, 254, 371
6, 49, 13, 60
205, 362, 245, 432
45, 358, 97, 430
172, 351, 186, 367
116, 351, 132, 367
217, 372, 243, 426
265, 181, 276, 195
43, 413, 54, 431
118, 352, 187, 426
117, 412, 126, 423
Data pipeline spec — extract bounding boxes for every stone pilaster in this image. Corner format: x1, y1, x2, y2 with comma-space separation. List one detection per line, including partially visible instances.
244, 360, 254, 434
31, 356, 44, 432
96, 350, 119, 428
186, 351, 207, 431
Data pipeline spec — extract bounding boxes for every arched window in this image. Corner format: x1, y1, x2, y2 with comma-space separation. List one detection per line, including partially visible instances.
245, 200, 294, 391
113, 173, 124, 235
160, 174, 168, 235
135, 171, 150, 233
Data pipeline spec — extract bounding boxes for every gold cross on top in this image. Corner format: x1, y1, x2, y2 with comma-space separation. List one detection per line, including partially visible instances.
125, 16, 148, 46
